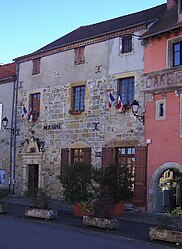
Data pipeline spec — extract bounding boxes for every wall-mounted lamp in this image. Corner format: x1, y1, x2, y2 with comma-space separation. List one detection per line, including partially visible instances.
2, 117, 20, 136
93, 122, 99, 131
131, 100, 145, 125
174, 89, 180, 97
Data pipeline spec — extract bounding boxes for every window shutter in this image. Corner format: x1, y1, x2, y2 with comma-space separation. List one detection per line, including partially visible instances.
32, 58, 40, 75
101, 147, 113, 168
61, 148, 69, 175
83, 148, 91, 164
133, 146, 147, 207
32, 93, 40, 120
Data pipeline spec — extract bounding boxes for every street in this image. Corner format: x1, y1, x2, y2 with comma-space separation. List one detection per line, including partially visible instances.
0, 216, 177, 249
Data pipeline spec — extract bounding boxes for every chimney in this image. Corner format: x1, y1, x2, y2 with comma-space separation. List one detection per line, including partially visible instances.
167, 0, 177, 10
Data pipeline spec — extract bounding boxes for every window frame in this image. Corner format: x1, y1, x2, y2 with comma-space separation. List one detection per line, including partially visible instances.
29, 92, 41, 121
168, 38, 182, 68
74, 47, 85, 65
155, 99, 166, 120
118, 77, 134, 106
32, 58, 41, 75
71, 85, 85, 112
114, 147, 135, 176
120, 35, 133, 54
71, 148, 84, 163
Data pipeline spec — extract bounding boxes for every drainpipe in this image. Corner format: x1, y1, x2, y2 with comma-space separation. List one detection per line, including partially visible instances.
10, 63, 19, 195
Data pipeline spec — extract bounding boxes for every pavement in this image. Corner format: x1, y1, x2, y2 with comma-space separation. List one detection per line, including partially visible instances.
1, 196, 181, 248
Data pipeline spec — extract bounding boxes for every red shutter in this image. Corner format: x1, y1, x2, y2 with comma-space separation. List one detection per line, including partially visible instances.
61, 148, 69, 175
133, 146, 147, 207
101, 147, 113, 168
83, 148, 91, 164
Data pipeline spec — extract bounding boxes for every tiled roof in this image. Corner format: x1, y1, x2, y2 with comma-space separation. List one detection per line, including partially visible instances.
0, 63, 16, 80
15, 3, 167, 60
142, 4, 180, 38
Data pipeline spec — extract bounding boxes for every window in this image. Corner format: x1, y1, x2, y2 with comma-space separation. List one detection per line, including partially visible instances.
70, 148, 91, 164
118, 77, 134, 106
180, 0, 182, 13
115, 147, 135, 173
71, 149, 84, 163
29, 93, 40, 121
32, 58, 41, 75
0, 104, 2, 129
74, 47, 85, 65
172, 41, 182, 66
120, 35, 132, 53
156, 99, 166, 120
72, 85, 85, 112
0, 170, 5, 184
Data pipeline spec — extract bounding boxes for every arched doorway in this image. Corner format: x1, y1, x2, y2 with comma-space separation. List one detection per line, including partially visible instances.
148, 162, 182, 213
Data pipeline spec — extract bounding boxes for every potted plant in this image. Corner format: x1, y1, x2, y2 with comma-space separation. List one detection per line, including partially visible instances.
103, 164, 134, 216
83, 164, 134, 229
59, 162, 96, 217
25, 188, 58, 220
149, 208, 182, 245
0, 187, 10, 213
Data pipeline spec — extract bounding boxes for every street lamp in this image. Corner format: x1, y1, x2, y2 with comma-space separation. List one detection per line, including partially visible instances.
131, 100, 145, 125
2, 117, 20, 136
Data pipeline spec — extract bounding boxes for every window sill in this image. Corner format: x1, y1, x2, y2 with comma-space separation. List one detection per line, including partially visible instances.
69, 110, 83, 115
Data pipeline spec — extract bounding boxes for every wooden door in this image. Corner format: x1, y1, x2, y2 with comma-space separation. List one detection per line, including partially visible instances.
28, 165, 39, 193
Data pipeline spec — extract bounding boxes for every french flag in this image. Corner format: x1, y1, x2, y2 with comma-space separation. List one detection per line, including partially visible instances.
21, 106, 27, 119
117, 96, 125, 113
108, 93, 115, 108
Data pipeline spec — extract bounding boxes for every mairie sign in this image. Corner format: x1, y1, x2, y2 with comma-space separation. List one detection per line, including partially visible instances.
43, 123, 61, 130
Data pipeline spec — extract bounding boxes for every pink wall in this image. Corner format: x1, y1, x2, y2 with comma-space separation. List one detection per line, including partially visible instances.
145, 92, 182, 188
144, 37, 167, 73
144, 32, 182, 73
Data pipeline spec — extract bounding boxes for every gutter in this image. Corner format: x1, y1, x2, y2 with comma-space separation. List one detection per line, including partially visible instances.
142, 22, 182, 39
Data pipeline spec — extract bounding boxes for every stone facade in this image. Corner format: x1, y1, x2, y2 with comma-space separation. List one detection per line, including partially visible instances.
15, 27, 146, 199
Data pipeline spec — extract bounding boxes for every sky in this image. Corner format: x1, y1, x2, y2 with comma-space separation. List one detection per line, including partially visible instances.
1, 0, 165, 64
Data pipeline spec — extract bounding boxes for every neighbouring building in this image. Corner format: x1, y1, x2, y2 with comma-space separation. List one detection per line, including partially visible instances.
0, 63, 17, 190
143, 0, 182, 212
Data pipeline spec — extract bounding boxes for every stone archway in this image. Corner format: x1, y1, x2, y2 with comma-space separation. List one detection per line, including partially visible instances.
16, 137, 44, 195
148, 162, 182, 212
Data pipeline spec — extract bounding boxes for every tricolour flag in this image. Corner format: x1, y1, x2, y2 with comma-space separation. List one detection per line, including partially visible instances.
21, 106, 27, 119
117, 96, 125, 113
108, 93, 115, 108
27, 108, 33, 122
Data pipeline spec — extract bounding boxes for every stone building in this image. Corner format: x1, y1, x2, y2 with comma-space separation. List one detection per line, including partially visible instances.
0, 63, 17, 190
14, 4, 166, 208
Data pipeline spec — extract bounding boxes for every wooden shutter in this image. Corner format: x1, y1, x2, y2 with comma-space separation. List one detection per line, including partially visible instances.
74, 47, 85, 64
32, 58, 40, 75
101, 147, 113, 168
61, 148, 69, 175
83, 148, 91, 164
133, 146, 147, 207
32, 93, 40, 120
